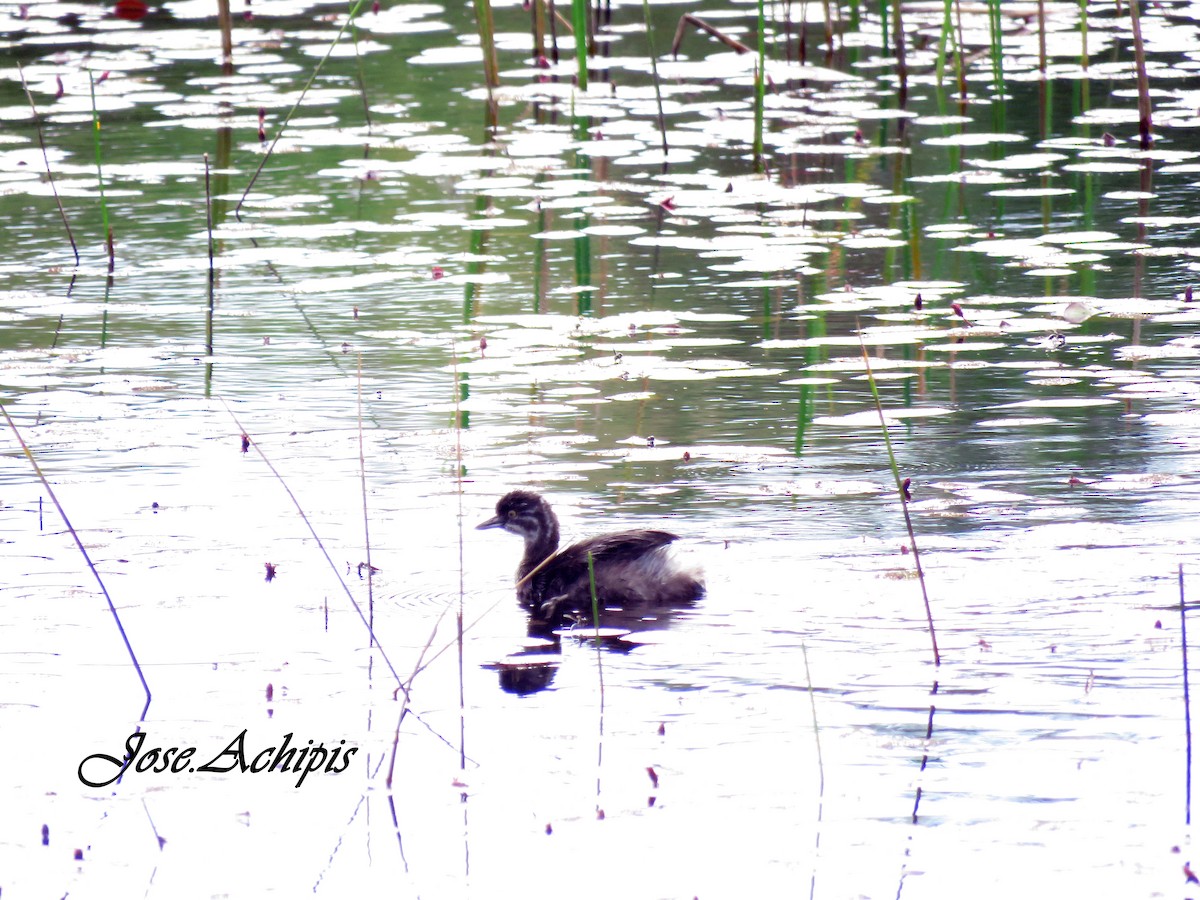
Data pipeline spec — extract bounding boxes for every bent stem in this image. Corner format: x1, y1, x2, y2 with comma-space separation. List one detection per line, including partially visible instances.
857, 333, 940, 667
1, 401, 151, 718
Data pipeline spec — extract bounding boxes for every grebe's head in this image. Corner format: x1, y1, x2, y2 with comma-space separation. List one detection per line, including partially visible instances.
477, 490, 555, 543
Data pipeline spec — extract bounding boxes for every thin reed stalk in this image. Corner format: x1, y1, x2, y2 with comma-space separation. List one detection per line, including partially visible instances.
452, 342, 467, 771
204, 154, 215, 359
953, 0, 966, 101
1183, 563, 1192, 825
986, 0, 1005, 130
18, 63, 78, 266
356, 353, 376, 652
236, 0, 372, 217
934, 0, 952, 93
1, 402, 152, 717
587, 551, 605, 806
88, 72, 114, 273
1078, 0, 1090, 111
753, 0, 767, 173
640, 0, 670, 166
857, 333, 939, 667
218, 399, 410, 693
912, 700, 937, 822
573, 225, 593, 314
347, 0, 374, 130
802, 641, 824, 793
386, 605, 476, 789
1037, 0, 1047, 77
893, 0, 907, 111
802, 642, 824, 900
413, 539, 567, 681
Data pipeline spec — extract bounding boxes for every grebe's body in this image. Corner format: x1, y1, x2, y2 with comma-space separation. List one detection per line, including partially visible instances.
478, 490, 704, 625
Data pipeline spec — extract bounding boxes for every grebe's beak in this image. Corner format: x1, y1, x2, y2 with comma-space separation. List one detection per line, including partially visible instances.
477, 514, 504, 530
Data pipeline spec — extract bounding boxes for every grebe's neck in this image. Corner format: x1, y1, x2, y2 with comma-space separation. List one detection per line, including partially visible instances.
517, 511, 560, 585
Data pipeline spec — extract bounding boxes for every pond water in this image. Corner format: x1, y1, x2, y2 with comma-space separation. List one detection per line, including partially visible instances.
3, 0, 1200, 897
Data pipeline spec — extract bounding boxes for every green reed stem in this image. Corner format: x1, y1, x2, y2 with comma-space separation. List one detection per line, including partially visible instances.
572, 118, 594, 312
571, 0, 589, 89
204, 153, 215, 360
473, 0, 500, 98
857, 332, 940, 667
986, 0, 1005, 131
88, 72, 114, 272
1, 401, 152, 719
753, 0, 766, 173
533, 191, 546, 312
1078, 0, 1090, 112
464, 188, 494, 322
347, 0, 374, 130
935, 0, 952, 92
574, 231, 593, 314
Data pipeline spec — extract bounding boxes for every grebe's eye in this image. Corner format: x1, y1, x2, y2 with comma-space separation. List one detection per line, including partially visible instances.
507, 509, 517, 519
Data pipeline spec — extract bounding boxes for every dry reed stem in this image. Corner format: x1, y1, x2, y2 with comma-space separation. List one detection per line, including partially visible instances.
17, 62, 78, 266
670, 14, 752, 56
